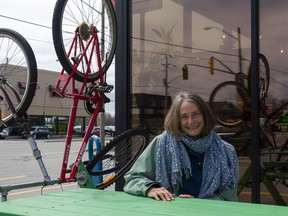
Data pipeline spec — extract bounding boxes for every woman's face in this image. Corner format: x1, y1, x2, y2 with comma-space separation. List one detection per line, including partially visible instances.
179, 101, 204, 139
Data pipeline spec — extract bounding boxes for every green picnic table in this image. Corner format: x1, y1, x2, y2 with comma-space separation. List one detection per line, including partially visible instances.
0, 188, 287, 216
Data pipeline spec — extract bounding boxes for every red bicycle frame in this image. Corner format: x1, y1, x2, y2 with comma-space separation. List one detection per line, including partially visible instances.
51, 26, 107, 183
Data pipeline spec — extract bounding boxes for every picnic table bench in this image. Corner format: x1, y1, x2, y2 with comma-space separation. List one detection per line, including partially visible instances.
238, 151, 288, 206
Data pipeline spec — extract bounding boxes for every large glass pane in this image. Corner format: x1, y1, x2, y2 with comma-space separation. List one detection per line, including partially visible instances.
130, 0, 251, 133
260, 1, 288, 110
129, 0, 288, 205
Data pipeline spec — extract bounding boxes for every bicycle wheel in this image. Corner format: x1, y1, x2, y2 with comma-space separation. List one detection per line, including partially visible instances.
0, 28, 37, 127
210, 81, 250, 127
86, 127, 149, 189
248, 53, 270, 98
235, 72, 248, 89
52, 0, 117, 83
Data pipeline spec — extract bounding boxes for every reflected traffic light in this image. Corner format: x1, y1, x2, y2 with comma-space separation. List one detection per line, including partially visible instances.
182, 64, 188, 80
208, 57, 214, 75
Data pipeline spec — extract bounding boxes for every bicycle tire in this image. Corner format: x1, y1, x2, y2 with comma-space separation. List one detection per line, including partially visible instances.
86, 127, 149, 189
235, 72, 248, 89
209, 81, 250, 127
52, 0, 117, 83
248, 53, 270, 97
0, 28, 37, 127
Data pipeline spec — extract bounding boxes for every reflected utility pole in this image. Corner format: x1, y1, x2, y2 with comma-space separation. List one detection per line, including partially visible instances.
163, 54, 169, 114
163, 55, 186, 113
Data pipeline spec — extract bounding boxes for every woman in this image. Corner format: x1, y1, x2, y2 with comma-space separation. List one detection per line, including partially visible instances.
123, 91, 239, 201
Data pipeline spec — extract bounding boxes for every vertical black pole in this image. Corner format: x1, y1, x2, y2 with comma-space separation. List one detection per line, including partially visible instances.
115, 0, 130, 191
251, 0, 260, 203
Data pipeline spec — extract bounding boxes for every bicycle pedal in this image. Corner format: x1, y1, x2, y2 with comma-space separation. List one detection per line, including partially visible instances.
71, 53, 81, 64
49, 85, 65, 98
94, 84, 114, 93
104, 95, 110, 104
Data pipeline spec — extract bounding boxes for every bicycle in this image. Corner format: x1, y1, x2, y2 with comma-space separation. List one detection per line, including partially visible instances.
0, 0, 147, 200
50, 0, 150, 188
210, 75, 288, 153
0, 28, 38, 128
209, 53, 270, 127
209, 58, 288, 200
0, 28, 60, 201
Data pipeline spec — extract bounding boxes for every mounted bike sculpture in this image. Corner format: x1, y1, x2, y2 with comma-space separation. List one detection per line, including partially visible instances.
0, 28, 60, 202
0, 0, 149, 201
50, 0, 149, 189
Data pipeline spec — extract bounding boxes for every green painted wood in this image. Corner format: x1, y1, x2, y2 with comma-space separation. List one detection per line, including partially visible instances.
266, 172, 288, 179
277, 151, 288, 155
0, 189, 287, 216
263, 161, 288, 168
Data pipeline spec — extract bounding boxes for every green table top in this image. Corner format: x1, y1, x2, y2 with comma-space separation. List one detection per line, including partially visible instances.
0, 189, 287, 216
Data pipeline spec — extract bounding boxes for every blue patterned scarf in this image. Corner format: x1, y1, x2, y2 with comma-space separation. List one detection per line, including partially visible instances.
155, 131, 239, 198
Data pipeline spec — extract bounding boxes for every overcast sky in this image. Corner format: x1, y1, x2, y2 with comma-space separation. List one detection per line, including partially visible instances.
1, 0, 59, 71
0, 0, 115, 116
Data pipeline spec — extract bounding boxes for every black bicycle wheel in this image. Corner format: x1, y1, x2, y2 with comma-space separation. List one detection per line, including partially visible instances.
0, 28, 37, 127
248, 53, 270, 98
52, 0, 117, 83
210, 81, 250, 127
86, 127, 149, 189
235, 72, 248, 89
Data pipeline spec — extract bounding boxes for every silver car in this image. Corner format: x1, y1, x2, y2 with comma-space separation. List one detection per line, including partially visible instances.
0, 129, 9, 139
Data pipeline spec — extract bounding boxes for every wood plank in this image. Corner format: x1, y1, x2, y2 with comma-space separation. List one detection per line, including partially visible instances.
0, 189, 287, 216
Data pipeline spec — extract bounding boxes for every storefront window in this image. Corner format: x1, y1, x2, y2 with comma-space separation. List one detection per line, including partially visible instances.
130, 0, 288, 131
45, 116, 57, 134
259, 0, 288, 110
130, 0, 252, 133
127, 0, 288, 204
57, 116, 69, 134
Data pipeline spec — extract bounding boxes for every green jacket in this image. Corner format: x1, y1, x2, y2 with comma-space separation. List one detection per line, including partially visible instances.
123, 135, 238, 201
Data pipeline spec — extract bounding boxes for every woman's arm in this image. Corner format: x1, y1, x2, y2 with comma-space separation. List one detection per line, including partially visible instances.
123, 136, 160, 196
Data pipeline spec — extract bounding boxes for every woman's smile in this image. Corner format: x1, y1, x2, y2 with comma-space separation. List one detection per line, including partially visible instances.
180, 101, 204, 138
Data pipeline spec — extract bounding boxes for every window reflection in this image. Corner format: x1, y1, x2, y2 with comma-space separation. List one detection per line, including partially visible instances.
130, 0, 288, 130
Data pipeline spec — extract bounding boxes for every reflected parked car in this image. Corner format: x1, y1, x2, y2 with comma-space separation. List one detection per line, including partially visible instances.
0, 129, 9, 139
82, 126, 115, 137
105, 126, 115, 136
82, 126, 100, 137
73, 125, 82, 135
22, 126, 52, 139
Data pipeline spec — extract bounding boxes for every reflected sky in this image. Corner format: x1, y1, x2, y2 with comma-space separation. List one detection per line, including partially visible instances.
131, 0, 288, 104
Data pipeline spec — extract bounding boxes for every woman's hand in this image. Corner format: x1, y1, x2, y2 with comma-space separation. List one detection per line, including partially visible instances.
147, 187, 175, 201
178, 194, 194, 198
